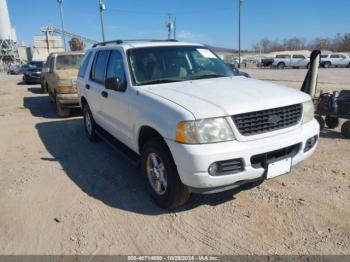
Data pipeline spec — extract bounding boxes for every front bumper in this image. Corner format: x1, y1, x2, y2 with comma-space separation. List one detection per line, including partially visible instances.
166, 119, 320, 193
23, 74, 41, 83
56, 93, 79, 107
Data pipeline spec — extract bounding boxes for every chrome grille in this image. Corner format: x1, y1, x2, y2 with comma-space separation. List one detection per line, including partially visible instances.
232, 104, 302, 136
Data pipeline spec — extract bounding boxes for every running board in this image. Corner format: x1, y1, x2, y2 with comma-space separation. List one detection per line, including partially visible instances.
95, 125, 141, 167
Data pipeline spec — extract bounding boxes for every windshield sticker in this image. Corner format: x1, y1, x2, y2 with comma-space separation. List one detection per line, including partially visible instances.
197, 49, 216, 58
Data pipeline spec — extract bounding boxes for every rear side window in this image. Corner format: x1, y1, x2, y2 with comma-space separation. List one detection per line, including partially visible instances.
293, 55, 305, 59
78, 52, 92, 78
320, 55, 328, 58
330, 54, 339, 58
91, 50, 110, 83
106, 51, 126, 82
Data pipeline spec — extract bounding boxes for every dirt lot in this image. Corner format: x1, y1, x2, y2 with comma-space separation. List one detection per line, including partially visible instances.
0, 69, 349, 255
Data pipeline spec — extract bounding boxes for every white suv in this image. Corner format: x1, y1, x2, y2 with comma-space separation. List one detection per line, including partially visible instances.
320, 53, 350, 68
77, 40, 319, 208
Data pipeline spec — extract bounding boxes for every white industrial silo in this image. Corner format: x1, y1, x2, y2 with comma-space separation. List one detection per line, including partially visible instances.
0, 0, 20, 63
11, 27, 17, 42
0, 0, 13, 40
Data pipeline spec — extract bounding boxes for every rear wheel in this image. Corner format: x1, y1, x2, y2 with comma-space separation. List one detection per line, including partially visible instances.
83, 104, 99, 142
277, 62, 285, 69
325, 116, 339, 129
141, 137, 190, 209
341, 121, 350, 139
55, 96, 70, 118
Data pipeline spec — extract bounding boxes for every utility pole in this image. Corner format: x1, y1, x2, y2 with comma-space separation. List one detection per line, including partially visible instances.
173, 17, 176, 40
98, 0, 106, 41
166, 14, 173, 40
57, 0, 66, 51
238, 0, 243, 68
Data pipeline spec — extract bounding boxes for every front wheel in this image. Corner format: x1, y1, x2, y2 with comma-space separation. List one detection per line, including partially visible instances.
141, 137, 190, 209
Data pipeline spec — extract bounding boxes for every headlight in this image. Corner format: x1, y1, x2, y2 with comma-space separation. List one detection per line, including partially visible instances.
176, 118, 235, 144
302, 100, 315, 124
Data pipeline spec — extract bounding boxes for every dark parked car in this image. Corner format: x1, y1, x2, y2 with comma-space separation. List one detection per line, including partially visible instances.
258, 58, 274, 68
22, 61, 44, 84
226, 63, 251, 78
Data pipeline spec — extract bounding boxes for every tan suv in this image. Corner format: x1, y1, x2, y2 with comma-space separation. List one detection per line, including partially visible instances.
41, 51, 85, 117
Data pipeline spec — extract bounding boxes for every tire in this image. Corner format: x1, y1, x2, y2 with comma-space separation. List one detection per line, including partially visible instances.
324, 62, 331, 68
315, 115, 325, 130
141, 137, 190, 209
55, 95, 70, 118
325, 116, 339, 129
341, 121, 350, 139
277, 62, 285, 69
83, 104, 99, 142
347, 62, 350, 68
41, 82, 47, 94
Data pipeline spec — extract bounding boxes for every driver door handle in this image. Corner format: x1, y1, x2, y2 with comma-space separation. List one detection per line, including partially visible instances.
85, 84, 90, 90
101, 91, 108, 98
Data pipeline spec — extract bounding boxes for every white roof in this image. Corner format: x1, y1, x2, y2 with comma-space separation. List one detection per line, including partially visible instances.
93, 41, 204, 51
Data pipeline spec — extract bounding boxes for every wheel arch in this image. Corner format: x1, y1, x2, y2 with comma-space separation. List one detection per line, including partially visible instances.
138, 125, 168, 154
81, 96, 88, 108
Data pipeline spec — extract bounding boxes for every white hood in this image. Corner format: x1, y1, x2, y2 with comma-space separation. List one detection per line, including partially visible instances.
143, 76, 311, 119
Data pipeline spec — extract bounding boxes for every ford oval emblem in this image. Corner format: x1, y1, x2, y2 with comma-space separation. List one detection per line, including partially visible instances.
268, 115, 281, 125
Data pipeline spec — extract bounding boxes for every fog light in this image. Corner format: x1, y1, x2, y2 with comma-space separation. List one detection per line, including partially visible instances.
304, 135, 318, 152
208, 163, 219, 176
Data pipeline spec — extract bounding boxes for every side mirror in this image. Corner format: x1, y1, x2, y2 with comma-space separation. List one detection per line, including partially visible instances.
105, 77, 126, 92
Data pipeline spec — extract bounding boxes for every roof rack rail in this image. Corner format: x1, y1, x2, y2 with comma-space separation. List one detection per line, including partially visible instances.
92, 39, 178, 48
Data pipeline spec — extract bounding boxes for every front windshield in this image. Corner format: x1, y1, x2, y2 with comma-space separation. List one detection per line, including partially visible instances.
128, 46, 234, 86
56, 54, 84, 70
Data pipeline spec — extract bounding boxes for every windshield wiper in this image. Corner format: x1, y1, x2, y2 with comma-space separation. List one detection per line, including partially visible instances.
190, 74, 227, 80
138, 79, 182, 86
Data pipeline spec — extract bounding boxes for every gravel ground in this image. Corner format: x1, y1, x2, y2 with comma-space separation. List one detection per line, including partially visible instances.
0, 70, 349, 255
